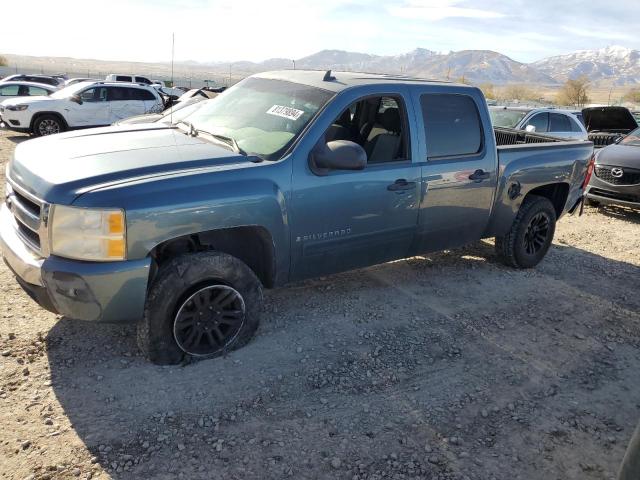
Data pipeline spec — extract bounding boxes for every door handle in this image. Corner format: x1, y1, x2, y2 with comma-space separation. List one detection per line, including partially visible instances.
387, 179, 416, 191
468, 169, 491, 182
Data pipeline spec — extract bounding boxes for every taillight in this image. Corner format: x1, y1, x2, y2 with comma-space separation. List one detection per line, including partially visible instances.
582, 154, 595, 189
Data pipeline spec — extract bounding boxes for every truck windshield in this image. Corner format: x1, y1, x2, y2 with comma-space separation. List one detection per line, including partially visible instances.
180, 77, 334, 160
620, 127, 640, 146
489, 108, 529, 128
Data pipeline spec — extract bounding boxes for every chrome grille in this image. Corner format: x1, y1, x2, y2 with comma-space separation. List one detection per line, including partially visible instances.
595, 165, 640, 186
5, 180, 49, 256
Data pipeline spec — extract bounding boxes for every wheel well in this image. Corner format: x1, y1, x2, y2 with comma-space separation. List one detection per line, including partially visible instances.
30, 112, 68, 131
149, 226, 276, 288
526, 183, 570, 218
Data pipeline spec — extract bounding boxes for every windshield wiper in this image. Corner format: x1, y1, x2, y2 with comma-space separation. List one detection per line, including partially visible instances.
206, 133, 246, 156
176, 120, 196, 137
174, 121, 246, 156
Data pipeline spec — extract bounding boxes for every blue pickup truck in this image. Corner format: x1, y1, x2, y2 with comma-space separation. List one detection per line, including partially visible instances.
1, 70, 594, 364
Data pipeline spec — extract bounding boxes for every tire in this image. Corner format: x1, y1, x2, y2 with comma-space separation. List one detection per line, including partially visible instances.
32, 114, 66, 137
137, 251, 263, 365
495, 195, 557, 269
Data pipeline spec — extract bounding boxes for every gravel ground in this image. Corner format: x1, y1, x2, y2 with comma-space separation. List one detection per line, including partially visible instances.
0, 129, 639, 480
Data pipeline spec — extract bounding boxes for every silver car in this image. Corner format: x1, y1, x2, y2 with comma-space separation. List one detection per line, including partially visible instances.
490, 107, 588, 140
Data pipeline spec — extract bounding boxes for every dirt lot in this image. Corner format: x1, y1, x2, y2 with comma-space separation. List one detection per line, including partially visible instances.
0, 129, 639, 480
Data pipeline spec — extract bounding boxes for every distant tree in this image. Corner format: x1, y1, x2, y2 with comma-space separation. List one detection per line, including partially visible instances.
557, 76, 591, 107
456, 75, 470, 85
503, 84, 539, 102
0, 55, 7, 67
479, 83, 496, 100
624, 89, 640, 104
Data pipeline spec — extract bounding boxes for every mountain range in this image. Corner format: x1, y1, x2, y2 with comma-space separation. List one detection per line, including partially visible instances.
3, 46, 639, 86
192, 45, 640, 86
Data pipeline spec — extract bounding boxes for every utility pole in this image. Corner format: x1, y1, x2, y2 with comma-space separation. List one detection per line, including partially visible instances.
292, 59, 296, 70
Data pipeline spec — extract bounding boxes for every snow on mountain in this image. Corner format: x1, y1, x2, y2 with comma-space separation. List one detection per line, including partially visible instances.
533, 46, 640, 85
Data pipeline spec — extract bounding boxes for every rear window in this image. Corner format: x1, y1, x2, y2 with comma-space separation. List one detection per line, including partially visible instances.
420, 94, 482, 158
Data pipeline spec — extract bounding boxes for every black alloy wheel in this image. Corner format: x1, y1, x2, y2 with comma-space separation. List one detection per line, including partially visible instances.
173, 285, 246, 357
523, 212, 550, 256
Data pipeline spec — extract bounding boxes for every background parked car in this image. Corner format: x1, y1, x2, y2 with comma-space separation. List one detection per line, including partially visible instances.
585, 127, 640, 208
65, 77, 100, 86
582, 106, 639, 148
0, 74, 63, 88
0, 81, 163, 136
105, 74, 153, 85
114, 93, 212, 125
489, 106, 588, 140
0, 81, 56, 100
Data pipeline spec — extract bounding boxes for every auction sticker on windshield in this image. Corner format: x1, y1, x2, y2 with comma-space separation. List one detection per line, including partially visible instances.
266, 105, 305, 121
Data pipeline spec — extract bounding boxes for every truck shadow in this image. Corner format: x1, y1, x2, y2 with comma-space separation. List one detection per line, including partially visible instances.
44, 241, 639, 478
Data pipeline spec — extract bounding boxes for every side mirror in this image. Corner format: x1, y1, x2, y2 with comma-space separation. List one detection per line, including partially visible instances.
525, 125, 536, 133
70, 95, 83, 105
614, 135, 623, 144
309, 140, 367, 175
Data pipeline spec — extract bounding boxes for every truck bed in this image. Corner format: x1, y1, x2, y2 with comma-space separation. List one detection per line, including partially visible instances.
494, 127, 570, 146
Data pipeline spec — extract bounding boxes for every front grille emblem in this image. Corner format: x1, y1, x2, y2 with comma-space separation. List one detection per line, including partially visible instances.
611, 167, 624, 178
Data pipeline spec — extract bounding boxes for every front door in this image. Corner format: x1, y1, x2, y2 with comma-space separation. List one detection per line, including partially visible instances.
411, 90, 497, 253
66, 86, 110, 127
290, 90, 421, 281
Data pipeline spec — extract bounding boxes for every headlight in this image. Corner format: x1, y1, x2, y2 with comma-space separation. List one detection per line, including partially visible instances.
50, 205, 126, 261
7, 105, 28, 111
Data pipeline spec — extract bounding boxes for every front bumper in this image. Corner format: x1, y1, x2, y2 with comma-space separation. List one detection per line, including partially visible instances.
586, 175, 640, 207
0, 204, 152, 322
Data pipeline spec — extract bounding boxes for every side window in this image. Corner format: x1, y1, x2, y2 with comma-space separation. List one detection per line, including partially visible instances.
115, 75, 132, 82
569, 117, 583, 132
420, 93, 482, 159
526, 113, 549, 133
135, 77, 151, 84
28, 86, 49, 96
107, 87, 129, 101
323, 95, 409, 164
0, 85, 19, 96
129, 88, 156, 101
80, 87, 107, 102
549, 113, 571, 132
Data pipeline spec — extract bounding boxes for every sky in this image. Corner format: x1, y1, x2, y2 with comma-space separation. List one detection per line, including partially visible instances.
2, 0, 639, 64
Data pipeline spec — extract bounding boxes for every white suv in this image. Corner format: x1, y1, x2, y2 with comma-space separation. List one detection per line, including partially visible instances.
0, 81, 163, 136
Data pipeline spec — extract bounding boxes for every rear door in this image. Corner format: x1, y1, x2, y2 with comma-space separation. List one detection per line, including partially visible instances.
411, 89, 497, 253
107, 87, 144, 123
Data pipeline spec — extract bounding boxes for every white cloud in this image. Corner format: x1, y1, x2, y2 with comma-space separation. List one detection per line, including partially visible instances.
389, 0, 505, 21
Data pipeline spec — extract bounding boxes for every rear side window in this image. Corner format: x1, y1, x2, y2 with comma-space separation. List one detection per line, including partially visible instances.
549, 113, 571, 132
115, 75, 132, 82
420, 94, 482, 158
569, 117, 583, 132
526, 113, 549, 133
129, 88, 156, 100
28, 86, 49, 96
106, 87, 130, 101
135, 77, 151, 84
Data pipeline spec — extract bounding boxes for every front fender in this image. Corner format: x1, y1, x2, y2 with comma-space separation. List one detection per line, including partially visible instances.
72, 160, 292, 284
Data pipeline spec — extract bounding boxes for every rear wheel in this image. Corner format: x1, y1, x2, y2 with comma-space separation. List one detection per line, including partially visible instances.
495, 195, 556, 269
137, 251, 263, 365
32, 114, 65, 137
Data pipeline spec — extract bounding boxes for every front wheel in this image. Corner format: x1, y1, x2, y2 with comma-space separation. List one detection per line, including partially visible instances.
32, 114, 66, 137
495, 195, 557, 269
137, 251, 263, 365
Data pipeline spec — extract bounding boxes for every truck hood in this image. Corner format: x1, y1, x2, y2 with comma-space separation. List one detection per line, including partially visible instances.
582, 107, 638, 133
8, 124, 250, 204
595, 143, 640, 168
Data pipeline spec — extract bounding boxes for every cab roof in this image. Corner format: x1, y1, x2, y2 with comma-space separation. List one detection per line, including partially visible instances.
254, 69, 463, 93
